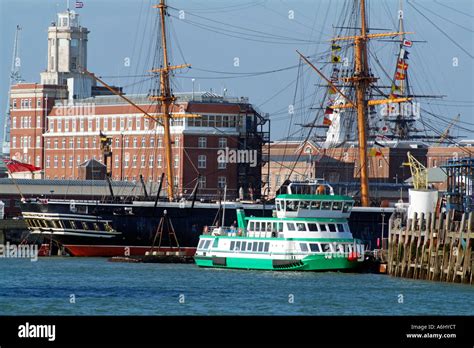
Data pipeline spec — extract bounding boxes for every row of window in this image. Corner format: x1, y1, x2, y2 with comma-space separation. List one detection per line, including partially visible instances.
187, 115, 239, 128
299, 242, 353, 253
247, 220, 348, 233
276, 200, 353, 213
26, 218, 112, 232
12, 99, 41, 110
37, 136, 228, 151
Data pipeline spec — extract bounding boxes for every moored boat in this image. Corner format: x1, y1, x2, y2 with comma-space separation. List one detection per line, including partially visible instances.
194, 180, 364, 271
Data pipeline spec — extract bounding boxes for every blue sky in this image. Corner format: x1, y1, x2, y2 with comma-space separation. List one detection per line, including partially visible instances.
0, 0, 473, 142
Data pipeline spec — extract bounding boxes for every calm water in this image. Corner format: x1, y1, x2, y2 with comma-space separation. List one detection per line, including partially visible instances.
0, 257, 472, 315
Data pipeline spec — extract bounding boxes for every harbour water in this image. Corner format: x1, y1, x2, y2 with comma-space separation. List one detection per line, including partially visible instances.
0, 258, 472, 316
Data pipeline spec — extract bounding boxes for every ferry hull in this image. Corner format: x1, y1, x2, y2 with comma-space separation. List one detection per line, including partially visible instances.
194, 254, 360, 271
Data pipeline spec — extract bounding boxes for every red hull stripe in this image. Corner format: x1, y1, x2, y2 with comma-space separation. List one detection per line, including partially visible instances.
64, 245, 196, 257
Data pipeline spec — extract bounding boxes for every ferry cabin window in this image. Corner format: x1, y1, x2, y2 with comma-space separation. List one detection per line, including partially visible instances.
328, 224, 337, 232
322, 201, 332, 210
300, 201, 309, 210
266, 222, 272, 231
332, 201, 342, 211
241, 241, 247, 251
310, 201, 321, 210
198, 240, 205, 249
296, 223, 306, 231
255, 223, 260, 232
212, 239, 219, 248
258, 242, 264, 252
247, 243, 252, 251
319, 224, 328, 232
320, 243, 330, 252
337, 224, 345, 232
287, 201, 297, 211
203, 240, 211, 249
264, 243, 270, 252
248, 221, 255, 231
309, 243, 321, 252
342, 202, 352, 213
299, 243, 308, 252
307, 223, 318, 232
252, 243, 258, 252
230, 241, 235, 250
287, 223, 296, 231
235, 241, 241, 251
276, 201, 281, 211
278, 223, 283, 232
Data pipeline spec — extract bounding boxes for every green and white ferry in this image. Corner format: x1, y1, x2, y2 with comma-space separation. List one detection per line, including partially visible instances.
194, 181, 364, 271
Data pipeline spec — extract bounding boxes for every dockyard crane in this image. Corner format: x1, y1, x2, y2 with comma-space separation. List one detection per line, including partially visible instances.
403, 152, 428, 190
2, 25, 23, 156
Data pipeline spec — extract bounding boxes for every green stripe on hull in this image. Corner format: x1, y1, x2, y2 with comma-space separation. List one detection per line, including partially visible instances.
194, 254, 360, 272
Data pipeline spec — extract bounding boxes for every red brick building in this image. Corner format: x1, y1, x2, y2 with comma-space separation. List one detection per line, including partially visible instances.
8, 10, 269, 200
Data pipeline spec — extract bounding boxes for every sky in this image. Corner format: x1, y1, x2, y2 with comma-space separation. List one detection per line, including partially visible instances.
0, 0, 473, 143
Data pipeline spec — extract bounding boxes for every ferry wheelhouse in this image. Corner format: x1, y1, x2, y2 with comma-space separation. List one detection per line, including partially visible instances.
194, 181, 364, 271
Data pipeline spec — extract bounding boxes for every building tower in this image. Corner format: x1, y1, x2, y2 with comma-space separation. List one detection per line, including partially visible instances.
40, 10, 95, 99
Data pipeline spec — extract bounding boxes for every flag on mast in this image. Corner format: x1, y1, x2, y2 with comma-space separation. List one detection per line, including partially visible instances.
75, 1, 84, 8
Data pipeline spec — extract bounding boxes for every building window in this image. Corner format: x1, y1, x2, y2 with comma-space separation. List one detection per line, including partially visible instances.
198, 155, 206, 169
174, 136, 180, 147
158, 137, 163, 148
149, 155, 154, 168
132, 155, 137, 168
198, 176, 206, 189
46, 156, 51, 168
96, 117, 100, 131
124, 155, 129, 168
378, 159, 383, 168
218, 176, 227, 189
88, 119, 92, 131
69, 156, 73, 168
93, 137, 97, 148
127, 117, 133, 130
125, 137, 129, 148
36, 136, 41, 147
157, 155, 162, 168
68, 139, 73, 149
84, 138, 89, 149
77, 155, 81, 165
12, 100, 17, 109
72, 118, 76, 131
80, 119, 84, 131
150, 137, 155, 148
12, 136, 16, 148
115, 138, 120, 148
64, 119, 69, 132
133, 137, 137, 148
136, 117, 141, 130
36, 116, 41, 128
198, 137, 207, 148
54, 139, 58, 149
112, 117, 117, 130
141, 155, 146, 168
61, 155, 66, 168
174, 155, 179, 168
12, 117, 16, 129
76, 138, 81, 149
218, 138, 227, 149
36, 156, 41, 167
46, 139, 50, 149
114, 155, 119, 169
218, 160, 226, 169
104, 117, 108, 130
141, 137, 146, 147
120, 117, 125, 130
432, 159, 437, 167
144, 118, 149, 129
174, 176, 179, 188
53, 156, 58, 168
58, 119, 62, 132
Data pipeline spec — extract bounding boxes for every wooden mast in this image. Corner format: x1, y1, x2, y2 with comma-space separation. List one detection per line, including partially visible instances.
152, 0, 175, 201
353, 0, 370, 207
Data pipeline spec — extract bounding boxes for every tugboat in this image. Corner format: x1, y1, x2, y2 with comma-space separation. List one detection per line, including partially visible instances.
194, 180, 364, 271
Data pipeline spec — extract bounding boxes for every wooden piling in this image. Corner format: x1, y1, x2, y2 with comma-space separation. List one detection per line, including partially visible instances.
388, 210, 473, 285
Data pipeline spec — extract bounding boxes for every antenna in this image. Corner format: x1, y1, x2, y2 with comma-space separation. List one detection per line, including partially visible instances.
2, 25, 23, 156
